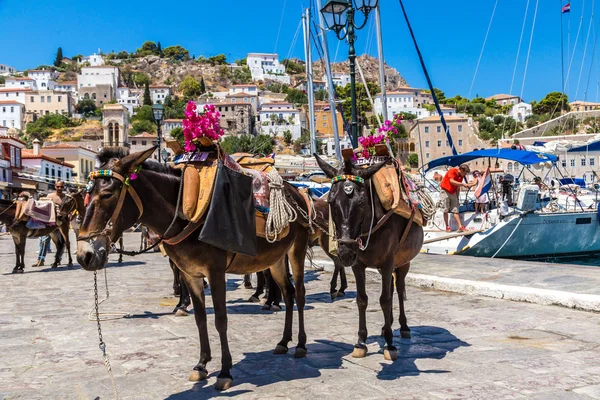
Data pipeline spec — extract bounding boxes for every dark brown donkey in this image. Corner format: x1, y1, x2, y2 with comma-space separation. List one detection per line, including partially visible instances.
315, 155, 424, 361
76, 147, 311, 391
0, 193, 79, 273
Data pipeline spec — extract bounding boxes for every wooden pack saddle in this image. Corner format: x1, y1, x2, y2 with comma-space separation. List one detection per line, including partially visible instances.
176, 147, 289, 240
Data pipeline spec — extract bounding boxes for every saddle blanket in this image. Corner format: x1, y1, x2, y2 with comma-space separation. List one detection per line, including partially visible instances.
23, 199, 56, 225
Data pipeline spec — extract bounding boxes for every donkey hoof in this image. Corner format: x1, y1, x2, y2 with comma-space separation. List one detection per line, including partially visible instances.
175, 308, 189, 317
384, 348, 398, 361
248, 295, 261, 303
336, 291, 346, 298
188, 369, 208, 382
270, 305, 282, 312
51, 263, 58, 268
67, 263, 73, 268
215, 377, 233, 391
401, 330, 412, 339
273, 344, 288, 355
244, 282, 253, 289
294, 347, 307, 358
351, 346, 367, 358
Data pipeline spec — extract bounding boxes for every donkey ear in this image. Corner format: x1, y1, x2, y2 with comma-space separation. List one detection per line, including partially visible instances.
356, 157, 390, 180
314, 153, 337, 179
117, 146, 158, 172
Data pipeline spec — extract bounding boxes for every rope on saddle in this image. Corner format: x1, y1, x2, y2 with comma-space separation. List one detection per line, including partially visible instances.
415, 187, 436, 222
265, 169, 297, 243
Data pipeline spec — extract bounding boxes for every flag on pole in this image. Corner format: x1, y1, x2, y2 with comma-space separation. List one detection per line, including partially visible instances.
267, 152, 276, 160
562, 3, 571, 13
323, 105, 330, 111
475, 167, 492, 198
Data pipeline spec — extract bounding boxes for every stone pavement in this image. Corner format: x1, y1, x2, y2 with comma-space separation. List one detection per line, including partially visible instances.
3, 232, 600, 399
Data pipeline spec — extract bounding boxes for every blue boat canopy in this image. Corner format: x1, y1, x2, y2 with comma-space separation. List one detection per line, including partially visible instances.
423, 149, 558, 172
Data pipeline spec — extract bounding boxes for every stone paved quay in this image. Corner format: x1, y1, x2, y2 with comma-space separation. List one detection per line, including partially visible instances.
3, 233, 600, 399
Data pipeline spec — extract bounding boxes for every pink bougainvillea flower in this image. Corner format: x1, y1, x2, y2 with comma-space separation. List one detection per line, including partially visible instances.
182, 101, 225, 151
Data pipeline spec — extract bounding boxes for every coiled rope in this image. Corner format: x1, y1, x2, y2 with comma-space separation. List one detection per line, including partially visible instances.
265, 170, 297, 243
416, 188, 436, 222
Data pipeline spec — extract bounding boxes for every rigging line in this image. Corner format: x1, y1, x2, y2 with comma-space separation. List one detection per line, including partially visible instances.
575, 0, 595, 102
543, 0, 587, 134
333, 39, 341, 63
467, 0, 499, 100
274, 0, 288, 54
285, 19, 303, 64
519, 0, 539, 100
584, 8, 599, 101
501, 0, 531, 139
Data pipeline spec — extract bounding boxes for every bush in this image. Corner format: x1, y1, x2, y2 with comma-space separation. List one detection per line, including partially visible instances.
407, 153, 418, 168
130, 120, 156, 135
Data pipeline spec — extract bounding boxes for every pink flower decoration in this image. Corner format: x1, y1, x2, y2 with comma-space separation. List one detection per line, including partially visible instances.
129, 172, 139, 181
182, 101, 225, 151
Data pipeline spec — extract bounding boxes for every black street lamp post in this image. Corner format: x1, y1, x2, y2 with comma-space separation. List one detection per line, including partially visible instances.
320, 0, 378, 147
152, 103, 165, 163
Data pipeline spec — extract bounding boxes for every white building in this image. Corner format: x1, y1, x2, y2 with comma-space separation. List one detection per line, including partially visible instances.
509, 102, 533, 122
5, 77, 36, 90
374, 88, 433, 119
322, 72, 351, 88
116, 87, 141, 115
247, 53, 290, 84
27, 70, 58, 91
325, 137, 353, 157
163, 119, 182, 139
0, 87, 31, 105
80, 53, 105, 67
228, 84, 258, 96
258, 102, 301, 139
22, 140, 75, 185
0, 64, 16, 76
54, 81, 78, 95
430, 106, 458, 117
0, 101, 24, 130
77, 66, 120, 97
149, 85, 171, 104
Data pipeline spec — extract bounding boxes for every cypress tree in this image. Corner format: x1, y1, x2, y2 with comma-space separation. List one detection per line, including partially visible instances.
54, 47, 63, 67
143, 81, 152, 105
199, 77, 206, 94
157, 41, 163, 57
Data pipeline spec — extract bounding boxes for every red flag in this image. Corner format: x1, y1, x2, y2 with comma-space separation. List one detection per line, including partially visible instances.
562, 3, 571, 13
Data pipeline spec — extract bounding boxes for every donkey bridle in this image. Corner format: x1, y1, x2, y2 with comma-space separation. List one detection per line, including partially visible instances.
331, 174, 414, 250
78, 170, 144, 242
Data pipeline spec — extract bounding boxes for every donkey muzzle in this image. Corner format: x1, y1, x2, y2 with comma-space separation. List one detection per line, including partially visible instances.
77, 237, 109, 271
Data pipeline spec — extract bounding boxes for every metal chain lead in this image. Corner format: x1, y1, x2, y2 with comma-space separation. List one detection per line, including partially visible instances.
94, 271, 119, 400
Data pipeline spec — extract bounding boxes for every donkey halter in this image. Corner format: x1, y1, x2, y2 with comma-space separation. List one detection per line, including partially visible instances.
78, 168, 144, 241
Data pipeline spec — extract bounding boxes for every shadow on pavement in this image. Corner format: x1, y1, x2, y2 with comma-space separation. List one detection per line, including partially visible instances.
125, 311, 175, 319
305, 291, 357, 303
370, 325, 470, 380
165, 339, 351, 399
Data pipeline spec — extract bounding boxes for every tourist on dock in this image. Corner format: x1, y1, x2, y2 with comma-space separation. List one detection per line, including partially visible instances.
440, 164, 477, 232
32, 181, 66, 267
473, 170, 489, 214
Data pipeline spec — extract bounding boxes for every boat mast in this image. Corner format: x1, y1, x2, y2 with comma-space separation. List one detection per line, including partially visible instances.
315, 0, 342, 161
375, 3, 388, 123
303, 8, 318, 155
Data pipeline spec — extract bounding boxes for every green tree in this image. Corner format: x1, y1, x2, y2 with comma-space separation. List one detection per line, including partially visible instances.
533, 92, 570, 116
170, 127, 184, 147
143, 81, 152, 106
0, 76, 5, 85
407, 153, 419, 168
75, 99, 97, 116
252, 135, 275, 155
133, 73, 150, 88
137, 41, 158, 57
116, 51, 129, 59
179, 76, 202, 98
283, 130, 293, 145
315, 89, 328, 101
157, 41, 163, 58
231, 67, 252, 84
234, 57, 247, 66
131, 120, 157, 135
163, 94, 173, 107
163, 45, 190, 61
54, 47, 63, 67
199, 77, 206, 94
72, 54, 83, 62
220, 136, 240, 154
282, 59, 305, 74
285, 88, 308, 105
131, 105, 155, 122
208, 54, 227, 65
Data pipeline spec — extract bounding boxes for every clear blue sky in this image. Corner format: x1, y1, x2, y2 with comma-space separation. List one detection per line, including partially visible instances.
1, 0, 597, 102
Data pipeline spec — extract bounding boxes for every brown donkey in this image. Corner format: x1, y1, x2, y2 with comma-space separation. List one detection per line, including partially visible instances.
0, 193, 80, 273
76, 147, 311, 390
315, 156, 424, 361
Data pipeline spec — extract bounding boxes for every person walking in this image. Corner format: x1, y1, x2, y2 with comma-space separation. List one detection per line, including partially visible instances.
32, 181, 67, 267
440, 164, 476, 232
473, 170, 489, 214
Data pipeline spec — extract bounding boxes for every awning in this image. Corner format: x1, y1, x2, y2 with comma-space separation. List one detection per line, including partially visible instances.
423, 149, 558, 172
19, 183, 37, 190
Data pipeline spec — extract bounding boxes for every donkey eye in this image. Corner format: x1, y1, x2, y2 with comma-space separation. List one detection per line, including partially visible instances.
99, 192, 113, 200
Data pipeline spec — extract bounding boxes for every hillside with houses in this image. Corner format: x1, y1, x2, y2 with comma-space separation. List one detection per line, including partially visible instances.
0, 41, 597, 197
